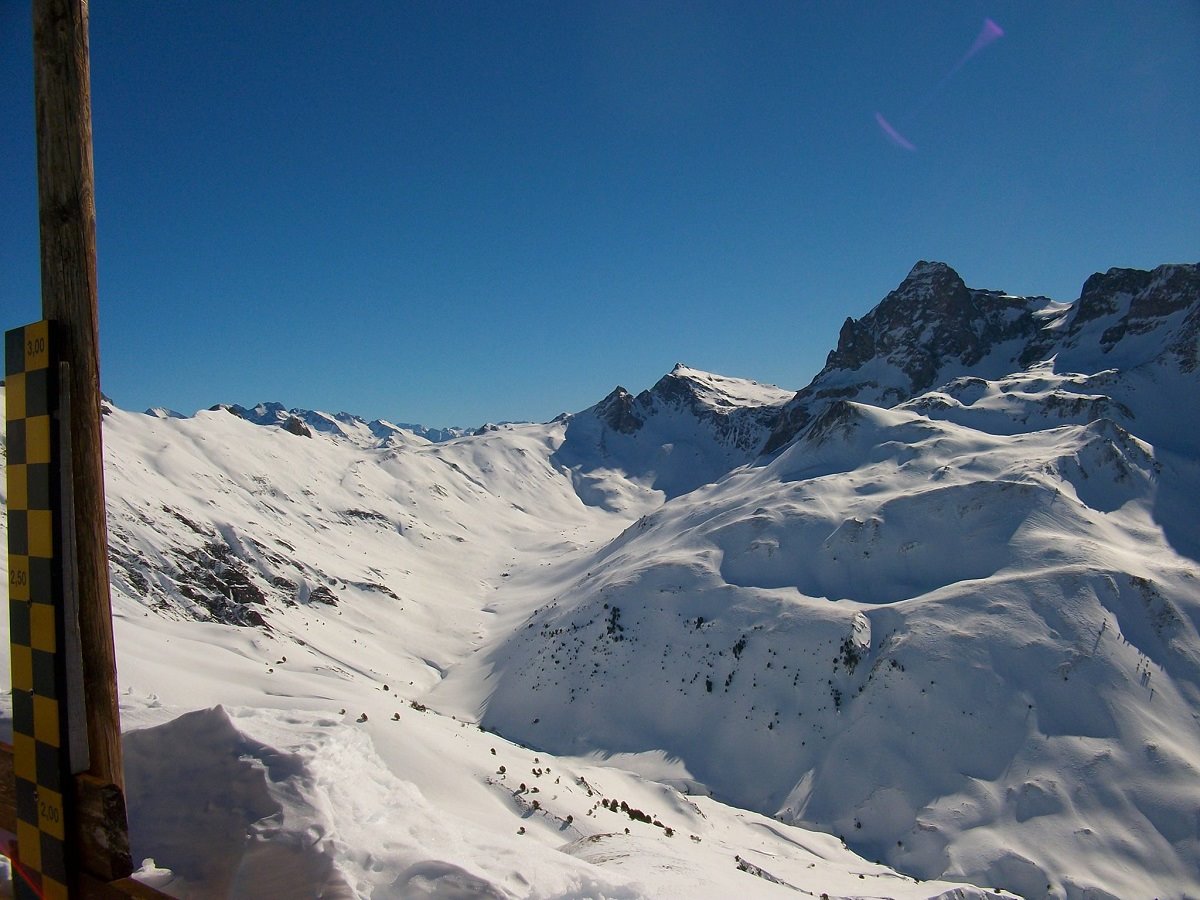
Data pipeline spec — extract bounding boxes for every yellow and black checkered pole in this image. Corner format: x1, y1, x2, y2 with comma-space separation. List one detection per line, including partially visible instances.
7, 321, 73, 898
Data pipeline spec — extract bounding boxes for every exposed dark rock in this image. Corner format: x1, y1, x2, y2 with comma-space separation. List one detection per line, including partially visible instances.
344, 508, 391, 525
803, 400, 862, 446
1072, 267, 1154, 326
1075, 263, 1200, 354
821, 261, 1044, 397
308, 585, 338, 606
283, 415, 312, 437
1170, 303, 1200, 373
595, 387, 644, 435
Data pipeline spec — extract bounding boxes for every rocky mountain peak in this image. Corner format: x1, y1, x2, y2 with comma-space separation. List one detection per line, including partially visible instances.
640, 367, 705, 411
822, 260, 1028, 398
900, 259, 967, 291
765, 260, 1199, 456
1073, 263, 1198, 325
554, 368, 794, 502
595, 386, 644, 435
1048, 262, 1200, 384
765, 263, 1055, 454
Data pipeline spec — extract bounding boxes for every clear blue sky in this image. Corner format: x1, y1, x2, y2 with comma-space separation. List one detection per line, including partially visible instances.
2, 2, 1197, 427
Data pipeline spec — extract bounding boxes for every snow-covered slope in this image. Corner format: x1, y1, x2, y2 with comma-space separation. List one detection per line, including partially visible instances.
463, 399, 1200, 898
2, 259, 1198, 898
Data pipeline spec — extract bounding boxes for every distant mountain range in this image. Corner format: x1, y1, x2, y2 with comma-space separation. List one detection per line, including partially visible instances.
3, 259, 1196, 897
146, 400, 469, 445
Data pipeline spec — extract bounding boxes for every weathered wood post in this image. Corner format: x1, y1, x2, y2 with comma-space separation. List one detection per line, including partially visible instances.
31, 0, 132, 884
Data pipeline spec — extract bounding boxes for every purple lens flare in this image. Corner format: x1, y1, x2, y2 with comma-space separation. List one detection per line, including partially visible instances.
968, 18, 1005, 60
949, 17, 1006, 78
875, 112, 916, 151
875, 17, 1004, 151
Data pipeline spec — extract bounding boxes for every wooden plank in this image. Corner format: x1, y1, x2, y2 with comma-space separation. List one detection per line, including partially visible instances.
0, 746, 135, 890
79, 872, 176, 899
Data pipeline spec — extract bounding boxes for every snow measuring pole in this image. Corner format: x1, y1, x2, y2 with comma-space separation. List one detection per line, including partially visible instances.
0, 0, 158, 895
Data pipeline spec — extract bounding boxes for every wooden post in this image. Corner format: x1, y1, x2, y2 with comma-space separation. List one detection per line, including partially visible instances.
31, 0, 132, 882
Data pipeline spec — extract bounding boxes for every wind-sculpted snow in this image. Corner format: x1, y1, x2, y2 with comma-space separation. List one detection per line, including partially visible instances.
112, 703, 1001, 898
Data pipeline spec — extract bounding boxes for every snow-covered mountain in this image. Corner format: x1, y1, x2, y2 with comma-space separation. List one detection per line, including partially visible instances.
765, 260, 1200, 454
1, 260, 1197, 898
552, 365, 795, 506
464, 398, 1200, 897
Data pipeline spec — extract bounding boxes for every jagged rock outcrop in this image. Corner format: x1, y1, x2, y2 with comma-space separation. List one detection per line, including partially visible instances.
283, 414, 312, 437
594, 387, 644, 435
1064, 263, 1200, 363
765, 260, 1200, 453
820, 261, 1052, 395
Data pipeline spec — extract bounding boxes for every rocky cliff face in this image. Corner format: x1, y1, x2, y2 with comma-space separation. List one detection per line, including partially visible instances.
823, 261, 1051, 392
1063, 262, 1200, 367
593, 386, 645, 435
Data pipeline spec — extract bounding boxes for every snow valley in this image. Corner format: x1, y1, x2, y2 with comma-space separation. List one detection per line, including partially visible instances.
2, 261, 1198, 898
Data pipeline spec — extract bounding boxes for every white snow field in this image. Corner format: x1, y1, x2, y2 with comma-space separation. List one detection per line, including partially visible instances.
2, 260, 1198, 898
